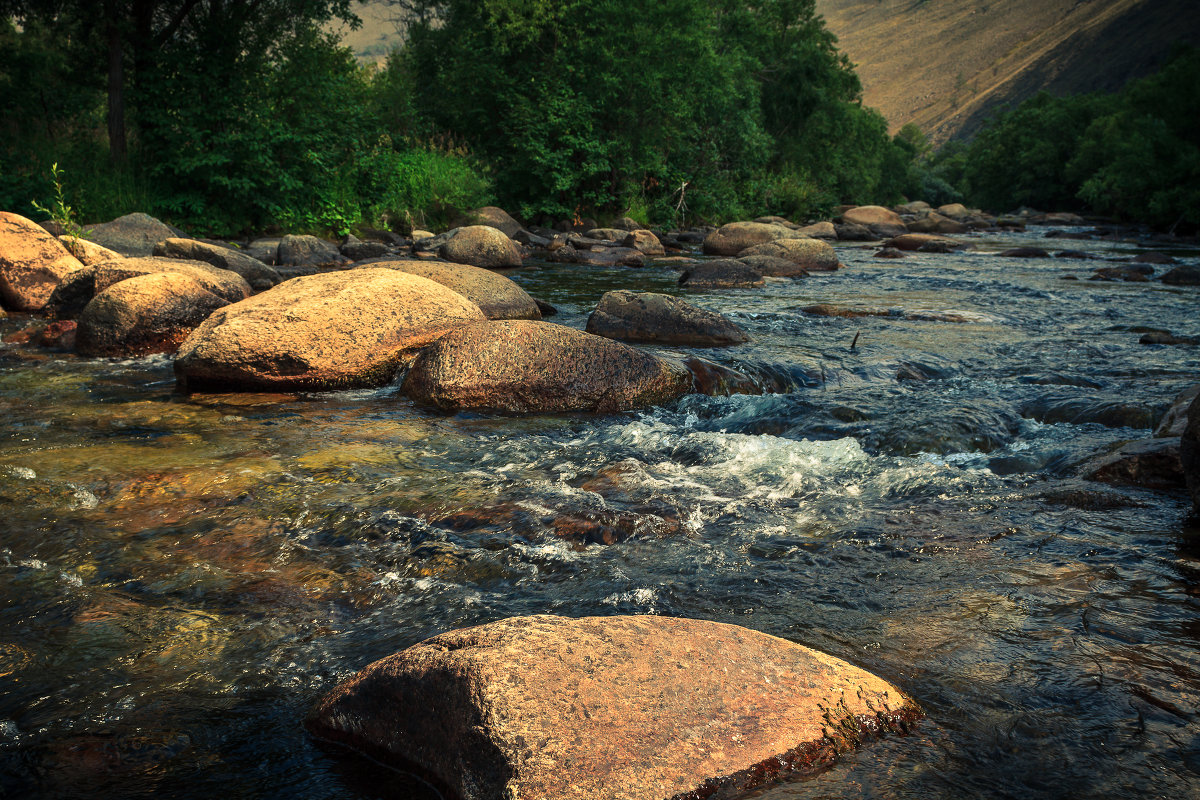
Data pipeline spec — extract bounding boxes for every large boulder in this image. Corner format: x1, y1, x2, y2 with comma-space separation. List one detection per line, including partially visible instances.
57, 236, 123, 266
0, 212, 85, 312
796, 220, 837, 239
679, 260, 764, 289
439, 225, 523, 269
936, 203, 970, 220
402, 320, 692, 413
738, 254, 810, 278
82, 212, 178, 257
738, 237, 839, 272
701, 221, 804, 256
906, 212, 968, 235
153, 238, 282, 290
453, 206, 524, 238
585, 290, 749, 346
622, 229, 665, 256
308, 615, 921, 800
840, 206, 907, 238
92, 257, 251, 303
1155, 384, 1200, 437
175, 269, 485, 393
76, 273, 230, 357
1081, 437, 1184, 491
277, 234, 348, 268
358, 259, 540, 320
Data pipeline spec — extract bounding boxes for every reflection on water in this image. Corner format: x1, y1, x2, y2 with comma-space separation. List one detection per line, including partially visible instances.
0, 229, 1198, 799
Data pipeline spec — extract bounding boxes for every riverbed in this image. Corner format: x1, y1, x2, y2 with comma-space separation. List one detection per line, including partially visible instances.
1, 228, 1197, 798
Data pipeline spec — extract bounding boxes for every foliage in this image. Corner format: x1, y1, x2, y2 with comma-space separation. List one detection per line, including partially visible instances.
30, 163, 86, 244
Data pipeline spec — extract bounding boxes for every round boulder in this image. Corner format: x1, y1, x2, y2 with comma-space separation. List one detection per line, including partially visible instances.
153, 238, 282, 290
277, 234, 348, 268
738, 237, 839, 272
622, 229, 665, 256
439, 225, 523, 269
82, 212, 179, 257
175, 269, 485, 393
453, 206, 524, 238
738, 254, 809, 277
0, 211, 85, 312
679, 260, 764, 289
92, 257, 251, 303
57, 236, 123, 266
840, 206, 908, 238
586, 290, 749, 346
701, 221, 803, 256
358, 259, 540, 320
402, 320, 692, 413
308, 615, 921, 800
76, 273, 230, 357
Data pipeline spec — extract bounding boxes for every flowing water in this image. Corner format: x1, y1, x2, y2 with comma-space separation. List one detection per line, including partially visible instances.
0, 229, 1198, 799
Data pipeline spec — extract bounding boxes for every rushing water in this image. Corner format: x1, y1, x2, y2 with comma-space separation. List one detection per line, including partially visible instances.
0, 228, 1197, 799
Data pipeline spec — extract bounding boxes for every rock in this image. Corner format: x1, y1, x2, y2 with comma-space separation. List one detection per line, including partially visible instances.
91, 257, 251, 303
998, 247, 1050, 258
1082, 437, 1184, 491
411, 229, 435, 242
679, 260, 764, 289
612, 216, 644, 231
548, 245, 645, 268
738, 238, 839, 272
1039, 211, 1086, 225
357, 259, 540, 320
76, 273, 230, 357
906, 212, 968, 234
896, 200, 931, 213
35, 320, 77, 349
153, 238, 282, 290
1131, 252, 1177, 265
1055, 250, 1095, 260
936, 203, 970, 219
339, 235, 392, 262
622, 229, 665, 256
995, 215, 1027, 230
738, 255, 809, 277
1156, 385, 1200, 437
834, 221, 875, 241
1091, 266, 1150, 282
1183, 393, 1200, 516
308, 615, 921, 800
683, 356, 763, 396
884, 233, 964, 252
754, 215, 799, 229
402, 321, 692, 413
796, 221, 837, 239
438, 225, 523, 269
1139, 331, 1197, 345
584, 228, 628, 242
175, 269, 485, 393
82, 212, 179, 257
840, 206, 907, 237
57, 236, 123, 266
0, 212, 85, 312
454, 206, 524, 238
43, 268, 97, 319
1161, 264, 1200, 286
874, 247, 907, 259
701, 221, 804, 256
585, 290, 749, 346
534, 298, 558, 317
277, 234, 349, 268
245, 238, 281, 265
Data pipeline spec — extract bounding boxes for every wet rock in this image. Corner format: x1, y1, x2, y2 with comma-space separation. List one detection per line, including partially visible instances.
701, 221, 804, 256
1139, 331, 1197, 345
307, 615, 920, 800
1081, 437, 1184, 491
1183, 393, 1200, 516
1131, 252, 1177, 265
402, 320, 692, 413
356, 259, 540, 320
1154, 384, 1200, 437
548, 245, 645, 268
683, 355, 763, 396
1055, 250, 1095, 260
1091, 266, 1150, 282
534, 298, 557, 317
1020, 394, 1163, 430
999, 247, 1050, 258
884, 233, 964, 252
92, 257, 251, 304
0, 211, 85, 312
840, 206, 907, 238
153, 238, 282, 290
35, 319, 77, 350
738, 254, 810, 277
76, 272, 231, 357
796, 220, 837, 239
906, 212, 968, 235
57, 235, 123, 266
83, 212, 180, 256
439, 225, 523, 269
339, 235, 392, 262
801, 303, 890, 319
1161, 264, 1200, 285
874, 247, 907, 259
622, 229, 665, 256
43, 267, 97, 319
277, 234, 349, 268
679, 260, 764, 289
453, 206, 524, 238
834, 222, 875, 241
175, 269, 485, 393
585, 290, 749, 346
738, 237, 839, 272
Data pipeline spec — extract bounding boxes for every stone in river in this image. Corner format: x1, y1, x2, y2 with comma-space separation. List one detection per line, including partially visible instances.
679, 260, 764, 289
0, 211, 85, 312
307, 615, 921, 800
585, 290, 749, 346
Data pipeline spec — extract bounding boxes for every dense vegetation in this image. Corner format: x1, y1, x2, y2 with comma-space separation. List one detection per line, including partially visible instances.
0, 0, 923, 236
933, 46, 1200, 230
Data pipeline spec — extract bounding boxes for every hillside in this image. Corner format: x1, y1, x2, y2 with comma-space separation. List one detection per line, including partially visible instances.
336, 0, 1200, 142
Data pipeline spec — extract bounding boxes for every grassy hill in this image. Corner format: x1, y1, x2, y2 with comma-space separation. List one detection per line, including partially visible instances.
336, 0, 1200, 142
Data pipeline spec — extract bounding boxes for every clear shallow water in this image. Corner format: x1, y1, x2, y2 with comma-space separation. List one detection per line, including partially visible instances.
0, 228, 1197, 799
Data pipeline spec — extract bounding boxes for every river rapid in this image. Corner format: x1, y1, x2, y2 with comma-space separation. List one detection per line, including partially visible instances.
0, 228, 1197, 799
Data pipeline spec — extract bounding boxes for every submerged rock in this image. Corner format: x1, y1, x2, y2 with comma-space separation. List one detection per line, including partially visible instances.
439, 225, 523, 269
76, 272, 230, 357
998, 247, 1050, 258
1081, 437, 1184, 491
402, 320, 691, 413
0, 211, 85, 312
175, 269, 485, 392
586, 290, 749, 346
307, 615, 920, 800
359, 259, 540, 320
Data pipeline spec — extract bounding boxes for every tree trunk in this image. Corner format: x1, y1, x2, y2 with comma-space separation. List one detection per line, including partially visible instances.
106, 16, 127, 165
